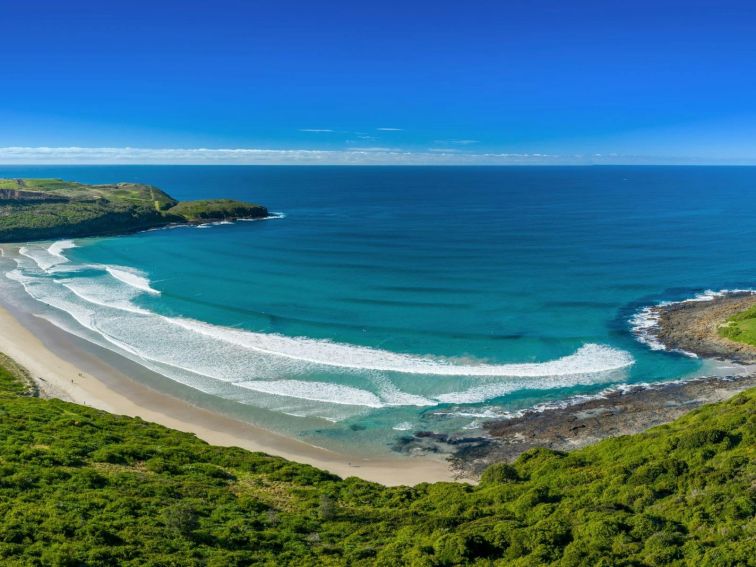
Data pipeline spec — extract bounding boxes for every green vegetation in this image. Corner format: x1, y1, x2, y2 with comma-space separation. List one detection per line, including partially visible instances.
719, 304, 756, 347
167, 199, 269, 221
0, 355, 753, 565
0, 178, 268, 242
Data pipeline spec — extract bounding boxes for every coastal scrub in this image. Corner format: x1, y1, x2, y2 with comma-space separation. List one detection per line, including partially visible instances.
0, 354, 752, 565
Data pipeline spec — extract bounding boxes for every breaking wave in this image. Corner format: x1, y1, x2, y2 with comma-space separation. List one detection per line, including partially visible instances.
105, 266, 161, 295
3, 241, 635, 420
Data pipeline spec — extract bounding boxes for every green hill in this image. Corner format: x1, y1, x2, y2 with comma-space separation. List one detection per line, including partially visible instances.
0, 354, 752, 565
0, 178, 268, 242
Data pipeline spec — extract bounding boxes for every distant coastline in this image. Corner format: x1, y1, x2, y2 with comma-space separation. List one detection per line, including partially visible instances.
0, 178, 269, 242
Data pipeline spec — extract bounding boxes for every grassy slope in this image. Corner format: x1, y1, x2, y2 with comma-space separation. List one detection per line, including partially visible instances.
0, 356, 753, 566
719, 305, 756, 347
0, 178, 178, 209
0, 179, 267, 242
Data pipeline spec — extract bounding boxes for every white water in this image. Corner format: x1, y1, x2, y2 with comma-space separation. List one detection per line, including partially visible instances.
630, 288, 756, 353
105, 266, 161, 295
4, 241, 636, 421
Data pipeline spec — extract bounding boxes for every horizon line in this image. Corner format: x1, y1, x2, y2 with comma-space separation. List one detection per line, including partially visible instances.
0, 146, 755, 166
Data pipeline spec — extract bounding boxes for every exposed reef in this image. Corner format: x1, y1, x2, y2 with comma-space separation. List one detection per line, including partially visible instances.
396, 291, 756, 479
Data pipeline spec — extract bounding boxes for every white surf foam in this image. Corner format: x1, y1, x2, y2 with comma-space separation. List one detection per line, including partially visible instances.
166, 317, 633, 377
57, 277, 151, 315
105, 266, 161, 295
236, 380, 386, 407
238, 212, 287, 221
630, 289, 756, 352
19, 244, 72, 272
48, 240, 77, 260
197, 220, 234, 228
4, 243, 636, 419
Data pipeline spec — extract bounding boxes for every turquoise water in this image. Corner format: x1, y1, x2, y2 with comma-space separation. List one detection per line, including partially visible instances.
2, 166, 755, 455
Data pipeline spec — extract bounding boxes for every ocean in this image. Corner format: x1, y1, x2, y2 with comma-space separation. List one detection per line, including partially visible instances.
1, 165, 754, 455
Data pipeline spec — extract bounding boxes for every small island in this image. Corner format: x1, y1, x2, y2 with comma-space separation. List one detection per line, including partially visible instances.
0, 178, 269, 242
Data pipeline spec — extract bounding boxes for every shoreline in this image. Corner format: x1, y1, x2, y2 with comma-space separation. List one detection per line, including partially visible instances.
441, 372, 755, 477
0, 299, 456, 486
3, 238, 755, 484
652, 291, 756, 362
399, 291, 756, 477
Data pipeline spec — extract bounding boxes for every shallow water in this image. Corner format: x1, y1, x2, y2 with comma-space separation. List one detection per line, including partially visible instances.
1, 165, 754, 455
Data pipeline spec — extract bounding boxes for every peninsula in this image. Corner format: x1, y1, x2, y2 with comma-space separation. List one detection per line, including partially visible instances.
654, 292, 756, 363
0, 178, 269, 242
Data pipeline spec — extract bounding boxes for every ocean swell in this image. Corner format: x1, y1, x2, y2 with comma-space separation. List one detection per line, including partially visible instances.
3, 241, 636, 419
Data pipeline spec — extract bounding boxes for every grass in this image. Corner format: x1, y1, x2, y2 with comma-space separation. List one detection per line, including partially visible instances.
719, 304, 756, 346
0, 352, 753, 565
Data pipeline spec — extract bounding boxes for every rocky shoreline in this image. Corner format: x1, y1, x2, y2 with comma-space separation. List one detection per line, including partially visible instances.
397, 291, 756, 479
652, 291, 756, 363
441, 373, 755, 478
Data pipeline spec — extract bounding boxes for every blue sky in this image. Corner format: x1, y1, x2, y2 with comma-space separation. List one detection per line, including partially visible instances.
1, 0, 755, 164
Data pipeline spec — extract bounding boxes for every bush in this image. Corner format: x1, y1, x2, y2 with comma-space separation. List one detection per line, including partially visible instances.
0, 355, 753, 565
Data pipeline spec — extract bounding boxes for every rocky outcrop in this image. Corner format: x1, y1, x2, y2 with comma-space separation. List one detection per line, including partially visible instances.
653, 292, 756, 363
397, 293, 756, 479
401, 374, 756, 479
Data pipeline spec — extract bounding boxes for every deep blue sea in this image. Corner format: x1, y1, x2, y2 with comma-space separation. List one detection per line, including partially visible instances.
2, 166, 755, 455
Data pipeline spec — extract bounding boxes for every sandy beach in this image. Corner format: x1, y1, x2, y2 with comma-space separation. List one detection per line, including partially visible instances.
0, 299, 455, 486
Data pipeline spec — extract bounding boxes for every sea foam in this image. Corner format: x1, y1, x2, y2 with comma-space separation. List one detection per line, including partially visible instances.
166, 317, 633, 377
105, 266, 161, 295
630, 289, 756, 353
5, 242, 636, 419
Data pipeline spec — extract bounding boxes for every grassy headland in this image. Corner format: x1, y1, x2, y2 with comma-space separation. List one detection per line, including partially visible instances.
652, 292, 756, 363
0, 178, 268, 242
0, 354, 752, 565
720, 304, 756, 347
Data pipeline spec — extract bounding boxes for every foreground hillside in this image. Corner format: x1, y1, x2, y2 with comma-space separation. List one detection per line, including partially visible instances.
0, 356, 752, 565
0, 178, 268, 241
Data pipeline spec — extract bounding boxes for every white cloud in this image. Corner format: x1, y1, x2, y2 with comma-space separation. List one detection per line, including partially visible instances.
0, 146, 744, 165
299, 129, 334, 132
0, 146, 550, 165
376, 127, 403, 131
